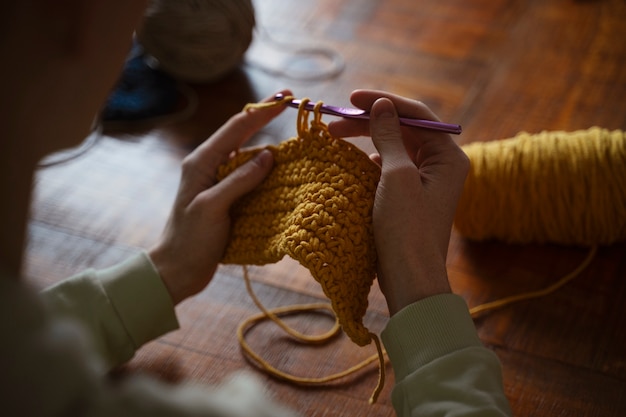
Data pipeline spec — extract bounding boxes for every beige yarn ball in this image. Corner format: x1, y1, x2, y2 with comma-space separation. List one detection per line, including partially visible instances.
137, 0, 255, 83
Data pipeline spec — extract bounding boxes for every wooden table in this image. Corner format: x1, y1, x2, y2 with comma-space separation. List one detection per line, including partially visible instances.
26, 0, 626, 415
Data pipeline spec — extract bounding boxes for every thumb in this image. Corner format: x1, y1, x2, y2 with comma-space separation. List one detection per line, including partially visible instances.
209, 150, 274, 209
369, 98, 411, 168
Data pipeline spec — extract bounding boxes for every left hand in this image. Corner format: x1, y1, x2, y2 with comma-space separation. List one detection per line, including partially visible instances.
149, 90, 291, 304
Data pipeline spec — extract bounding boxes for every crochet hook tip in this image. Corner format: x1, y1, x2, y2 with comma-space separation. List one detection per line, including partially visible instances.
273, 94, 462, 135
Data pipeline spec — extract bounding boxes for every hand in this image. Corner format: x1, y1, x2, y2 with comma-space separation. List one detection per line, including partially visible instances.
329, 90, 469, 315
149, 91, 291, 305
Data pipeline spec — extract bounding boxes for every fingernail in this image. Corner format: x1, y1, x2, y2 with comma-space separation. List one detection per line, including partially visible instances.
253, 149, 274, 168
372, 98, 397, 120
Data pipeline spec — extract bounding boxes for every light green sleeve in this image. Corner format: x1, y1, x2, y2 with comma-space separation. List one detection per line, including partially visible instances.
2, 270, 299, 417
40, 251, 180, 370
381, 294, 512, 417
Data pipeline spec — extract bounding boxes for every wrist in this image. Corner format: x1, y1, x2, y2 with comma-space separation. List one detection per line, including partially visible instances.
147, 245, 185, 305
380, 258, 451, 316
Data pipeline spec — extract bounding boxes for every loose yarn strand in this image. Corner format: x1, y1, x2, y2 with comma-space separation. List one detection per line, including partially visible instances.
470, 246, 597, 316
242, 94, 294, 112
241, 265, 341, 343
237, 266, 386, 404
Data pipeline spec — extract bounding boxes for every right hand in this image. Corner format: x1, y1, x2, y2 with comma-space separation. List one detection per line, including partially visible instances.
329, 90, 469, 315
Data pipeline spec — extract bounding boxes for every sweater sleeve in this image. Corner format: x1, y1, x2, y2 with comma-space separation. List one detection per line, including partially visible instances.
381, 294, 512, 417
40, 251, 180, 370
2, 269, 299, 417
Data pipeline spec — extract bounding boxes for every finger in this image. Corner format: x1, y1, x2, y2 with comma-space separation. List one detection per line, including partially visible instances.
328, 90, 441, 139
369, 153, 381, 166
358, 90, 464, 161
328, 118, 369, 138
350, 89, 441, 121
201, 149, 274, 213
175, 90, 289, 206
193, 89, 292, 168
369, 98, 414, 168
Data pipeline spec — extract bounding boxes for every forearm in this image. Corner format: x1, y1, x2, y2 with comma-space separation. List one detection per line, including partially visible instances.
40, 251, 179, 370
382, 294, 512, 417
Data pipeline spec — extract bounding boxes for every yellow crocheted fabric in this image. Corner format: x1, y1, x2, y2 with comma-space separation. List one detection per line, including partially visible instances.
217, 100, 381, 347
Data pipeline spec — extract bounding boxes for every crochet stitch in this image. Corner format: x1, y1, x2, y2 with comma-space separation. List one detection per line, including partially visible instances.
217, 100, 381, 348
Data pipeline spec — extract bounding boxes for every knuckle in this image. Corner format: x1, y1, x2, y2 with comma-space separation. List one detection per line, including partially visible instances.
454, 146, 471, 172
181, 154, 195, 174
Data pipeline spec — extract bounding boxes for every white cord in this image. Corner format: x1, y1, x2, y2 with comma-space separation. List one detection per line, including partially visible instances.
245, 24, 346, 81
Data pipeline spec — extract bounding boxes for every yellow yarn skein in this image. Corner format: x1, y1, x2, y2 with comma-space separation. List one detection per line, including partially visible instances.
455, 127, 626, 246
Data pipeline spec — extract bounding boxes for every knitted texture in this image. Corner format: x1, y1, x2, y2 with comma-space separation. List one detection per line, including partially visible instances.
217, 101, 381, 347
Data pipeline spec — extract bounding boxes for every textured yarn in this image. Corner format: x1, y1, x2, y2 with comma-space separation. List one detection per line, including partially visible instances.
218, 100, 381, 347
455, 127, 626, 246
218, 98, 385, 403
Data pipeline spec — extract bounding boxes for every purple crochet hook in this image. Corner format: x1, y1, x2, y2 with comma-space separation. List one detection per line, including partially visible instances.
274, 93, 462, 135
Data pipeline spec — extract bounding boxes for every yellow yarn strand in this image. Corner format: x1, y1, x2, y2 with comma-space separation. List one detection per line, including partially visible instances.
241, 266, 342, 344
238, 266, 386, 404
469, 245, 597, 316
242, 94, 294, 112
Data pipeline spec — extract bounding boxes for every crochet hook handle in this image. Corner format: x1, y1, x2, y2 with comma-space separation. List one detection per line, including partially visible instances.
274, 94, 462, 135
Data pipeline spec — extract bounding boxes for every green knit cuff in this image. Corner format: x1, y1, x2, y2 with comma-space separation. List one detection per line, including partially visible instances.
381, 293, 482, 381
99, 252, 179, 350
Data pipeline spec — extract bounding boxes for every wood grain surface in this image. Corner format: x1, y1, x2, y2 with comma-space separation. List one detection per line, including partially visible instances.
25, 0, 626, 415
